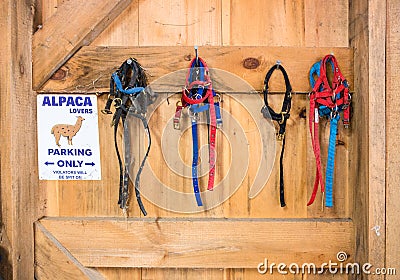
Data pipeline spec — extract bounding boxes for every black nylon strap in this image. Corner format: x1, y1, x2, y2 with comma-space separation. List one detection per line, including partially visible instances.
261, 64, 292, 207
129, 112, 150, 216
102, 58, 153, 216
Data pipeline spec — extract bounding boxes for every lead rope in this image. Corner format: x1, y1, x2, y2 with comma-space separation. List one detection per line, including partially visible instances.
101, 58, 157, 216
308, 54, 351, 208
261, 63, 293, 207
174, 57, 222, 206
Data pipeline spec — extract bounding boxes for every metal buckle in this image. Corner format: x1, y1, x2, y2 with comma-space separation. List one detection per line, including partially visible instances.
101, 109, 113, 115
113, 98, 122, 108
278, 111, 288, 124
187, 106, 199, 121
215, 93, 222, 103
277, 132, 285, 141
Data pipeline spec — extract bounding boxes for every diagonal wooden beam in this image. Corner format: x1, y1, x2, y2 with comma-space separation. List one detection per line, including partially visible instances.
32, 0, 133, 90
35, 222, 105, 280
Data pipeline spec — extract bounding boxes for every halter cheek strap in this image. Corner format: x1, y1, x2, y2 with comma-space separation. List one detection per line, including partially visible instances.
261, 64, 292, 207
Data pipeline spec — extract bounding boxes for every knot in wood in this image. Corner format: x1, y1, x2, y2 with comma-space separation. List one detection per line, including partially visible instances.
184, 54, 192, 61
51, 68, 67, 80
242, 57, 260, 69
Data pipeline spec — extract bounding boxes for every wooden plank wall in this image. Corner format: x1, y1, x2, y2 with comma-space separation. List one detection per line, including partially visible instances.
386, 0, 400, 274
0, 0, 46, 278
36, 1, 354, 279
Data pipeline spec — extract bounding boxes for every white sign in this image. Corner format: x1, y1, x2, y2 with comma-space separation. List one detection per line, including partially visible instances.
37, 94, 101, 180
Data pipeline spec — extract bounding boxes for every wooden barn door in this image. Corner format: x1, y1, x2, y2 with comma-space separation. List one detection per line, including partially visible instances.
0, 0, 386, 279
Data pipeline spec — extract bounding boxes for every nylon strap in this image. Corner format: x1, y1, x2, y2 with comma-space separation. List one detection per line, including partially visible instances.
176, 57, 219, 206
307, 54, 351, 207
261, 63, 292, 207
190, 109, 203, 206
101, 58, 156, 215
325, 114, 340, 207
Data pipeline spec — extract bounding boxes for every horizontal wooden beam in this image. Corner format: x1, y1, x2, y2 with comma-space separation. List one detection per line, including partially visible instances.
39, 217, 354, 268
32, 0, 133, 90
34, 223, 105, 280
40, 46, 353, 93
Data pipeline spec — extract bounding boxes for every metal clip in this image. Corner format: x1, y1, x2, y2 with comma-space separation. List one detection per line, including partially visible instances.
113, 98, 122, 108
343, 120, 350, 129
278, 112, 288, 124
330, 105, 339, 119
187, 106, 199, 122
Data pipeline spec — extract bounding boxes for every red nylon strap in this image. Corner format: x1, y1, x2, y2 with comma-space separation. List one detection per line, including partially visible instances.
207, 87, 217, 190
307, 96, 325, 206
307, 54, 350, 206
182, 86, 210, 104
181, 57, 217, 191
173, 105, 183, 129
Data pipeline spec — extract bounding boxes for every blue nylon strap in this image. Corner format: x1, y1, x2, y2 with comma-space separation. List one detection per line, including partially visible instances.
215, 102, 222, 127
310, 61, 335, 117
309, 61, 321, 89
188, 61, 204, 207
112, 73, 145, 95
190, 102, 221, 116
190, 104, 210, 113
325, 114, 340, 207
190, 102, 222, 127
191, 116, 203, 206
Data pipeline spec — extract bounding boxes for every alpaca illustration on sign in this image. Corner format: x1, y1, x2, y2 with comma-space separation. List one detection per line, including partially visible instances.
51, 116, 85, 147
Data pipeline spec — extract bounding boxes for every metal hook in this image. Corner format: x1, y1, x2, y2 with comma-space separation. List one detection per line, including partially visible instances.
276, 60, 281, 69
371, 225, 381, 237
194, 45, 199, 66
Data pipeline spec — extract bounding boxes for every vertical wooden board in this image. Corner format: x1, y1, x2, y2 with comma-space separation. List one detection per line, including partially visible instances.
348, 0, 369, 269
41, 0, 59, 22
138, 0, 221, 46
92, 1, 139, 46
97, 268, 141, 280
221, 0, 231, 46
0, 0, 45, 278
386, 0, 400, 272
228, 0, 305, 46
367, 1, 386, 278
304, 0, 349, 47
